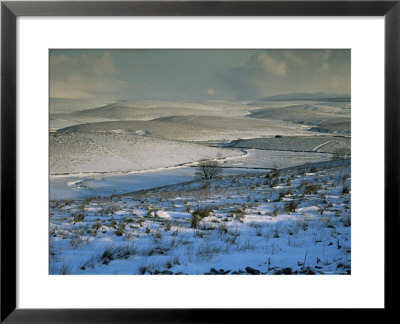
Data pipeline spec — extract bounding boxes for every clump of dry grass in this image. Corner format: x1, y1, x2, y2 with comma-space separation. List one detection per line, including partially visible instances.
304, 184, 321, 195
284, 201, 298, 214
231, 206, 246, 222
115, 223, 125, 236
72, 212, 85, 223
190, 207, 212, 228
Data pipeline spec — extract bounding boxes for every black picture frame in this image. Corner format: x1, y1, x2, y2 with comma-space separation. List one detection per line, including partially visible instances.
1, 1, 399, 322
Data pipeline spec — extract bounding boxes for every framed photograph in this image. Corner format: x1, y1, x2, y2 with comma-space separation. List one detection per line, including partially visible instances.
1, 0, 399, 322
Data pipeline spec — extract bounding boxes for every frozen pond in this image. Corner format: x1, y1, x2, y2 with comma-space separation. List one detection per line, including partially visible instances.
50, 149, 332, 201
50, 167, 267, 201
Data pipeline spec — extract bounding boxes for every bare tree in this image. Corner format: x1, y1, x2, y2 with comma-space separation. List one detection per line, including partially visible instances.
195, 159, 223, 180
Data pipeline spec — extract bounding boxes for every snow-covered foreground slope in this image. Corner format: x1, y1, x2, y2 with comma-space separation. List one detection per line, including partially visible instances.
49, 160, 350, 275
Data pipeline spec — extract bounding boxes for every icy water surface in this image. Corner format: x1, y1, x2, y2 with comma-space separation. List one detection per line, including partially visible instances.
50, 149, 332, 200
50, 167, 267, 200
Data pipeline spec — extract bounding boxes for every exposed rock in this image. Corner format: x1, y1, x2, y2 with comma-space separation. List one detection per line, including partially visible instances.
300, 267, 315, 275
209, 268, 230, 275
245, 266, 260, 275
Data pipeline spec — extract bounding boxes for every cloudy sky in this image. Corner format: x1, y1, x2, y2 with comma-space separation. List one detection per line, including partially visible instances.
50, 49, 350, 101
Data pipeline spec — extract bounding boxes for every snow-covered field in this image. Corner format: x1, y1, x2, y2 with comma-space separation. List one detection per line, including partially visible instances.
49, 160, 351, 275
50, 131, 239, 174
248, 100, 351, 135
231, 136, 351, 153
49, 98, 351, 275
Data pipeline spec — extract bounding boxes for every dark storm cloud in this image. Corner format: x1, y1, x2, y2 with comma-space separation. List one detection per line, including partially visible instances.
218, 49, 350, 99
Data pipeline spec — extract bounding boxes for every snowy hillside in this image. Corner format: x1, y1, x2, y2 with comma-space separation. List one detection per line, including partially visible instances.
50, 132, 238, 174
49, 97, 351, 276
248, 103, 351, 135
50, 100, 253, 130
50, 160, 351, 275
56, 116, 308, 141
232, 136, 351, 153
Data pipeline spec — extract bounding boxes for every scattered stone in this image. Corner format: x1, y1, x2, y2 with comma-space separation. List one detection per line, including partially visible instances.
245, 266, 260, 275
208, 268, 229, 274
300, 267, 315, 275
282, 267, 292, 275
153, 270, 160, 275
162, 270, 173, 275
